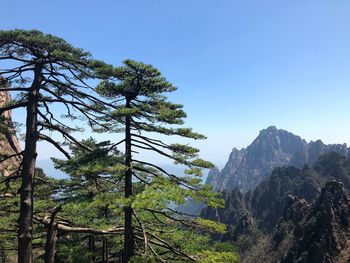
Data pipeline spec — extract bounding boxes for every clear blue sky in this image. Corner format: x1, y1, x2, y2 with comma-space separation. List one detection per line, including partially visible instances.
2, 0, 350, 167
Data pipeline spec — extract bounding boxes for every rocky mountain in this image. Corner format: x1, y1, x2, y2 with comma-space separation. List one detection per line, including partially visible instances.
178, 126, 350, 215
206, 126, 350, 193
202, 153, 350, 263
282, 180, 350, 263
0, 84, 21, 176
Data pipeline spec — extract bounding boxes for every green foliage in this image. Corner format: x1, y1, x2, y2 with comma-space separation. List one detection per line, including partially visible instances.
55, 236, 92, 263
197, 251, 240, 263
193, 218, 227, 234
127, 228, 240, 262
0, 176, 19, 260
0, 168, 63, 261
0, 29, 88, 55
97, 60, 176, 99
0, 29, 113, 78
51, 140, 126, 261
158, 229, 239, 262
132, 177, 187, 209
52, 139, 124, 227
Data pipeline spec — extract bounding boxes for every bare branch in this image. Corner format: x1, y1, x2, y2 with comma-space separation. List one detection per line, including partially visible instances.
38, 133, 71, 159
35, 216, 124, 235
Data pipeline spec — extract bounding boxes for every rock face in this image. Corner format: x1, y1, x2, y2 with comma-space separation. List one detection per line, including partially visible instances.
202, 188, 250, 226
204, 166, 221, 189
282, 195, 309, 225
283, 180, 350, 263
250, 164, 322, 231
0, 84, 21, 176
201, 187, 255, 242
206, 126, 350, 193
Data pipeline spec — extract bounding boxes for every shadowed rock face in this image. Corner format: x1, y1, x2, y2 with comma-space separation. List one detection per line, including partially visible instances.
283, 180, 350, 263
206, 126, 350, 193
202, 188, 250, 226
283, 195, 309, 225
250, 165, 323, 232
0, 85, 21, 176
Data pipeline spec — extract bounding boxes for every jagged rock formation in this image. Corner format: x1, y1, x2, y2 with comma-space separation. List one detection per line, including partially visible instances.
203, 153, 350, 263
250, 165, 322, 231
202, 188, 250, 227
283, 195, 309, 225
0, 85, 21, 176
283, 180, 350, 263
206, 126, 350, 193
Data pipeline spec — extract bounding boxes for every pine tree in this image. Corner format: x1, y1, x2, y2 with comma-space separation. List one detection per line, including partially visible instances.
52, 138, 125, 263
0, 29, 113, 263
96, 59, 223, 262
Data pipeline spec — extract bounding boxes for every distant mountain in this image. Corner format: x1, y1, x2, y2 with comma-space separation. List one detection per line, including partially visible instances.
206, 126, 349, 192
178, 126, 350, 215
202, 153, 350, 263
36, 159, 68, 179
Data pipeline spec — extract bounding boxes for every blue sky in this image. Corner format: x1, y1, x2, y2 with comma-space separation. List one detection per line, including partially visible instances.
2, 0, 350, 167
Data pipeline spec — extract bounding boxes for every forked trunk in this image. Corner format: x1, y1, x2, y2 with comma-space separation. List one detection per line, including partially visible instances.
44, 206, 61, 263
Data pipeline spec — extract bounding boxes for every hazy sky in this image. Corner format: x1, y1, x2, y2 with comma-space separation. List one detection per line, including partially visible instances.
2, 0, 350, 167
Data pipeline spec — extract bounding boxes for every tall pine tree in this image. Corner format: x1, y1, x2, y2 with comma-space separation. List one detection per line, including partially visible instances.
96, 60, 223, 262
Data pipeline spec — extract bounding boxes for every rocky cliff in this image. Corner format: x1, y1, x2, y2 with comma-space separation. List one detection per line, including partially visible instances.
0, 82, 21, 176
206, 126, 350, 193
282, 180, 350, 263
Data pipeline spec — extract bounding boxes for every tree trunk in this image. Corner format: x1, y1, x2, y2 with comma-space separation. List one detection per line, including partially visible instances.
102, 237, 108, 263
18, 64, 41, 263
88, 235, 96, 263
0, 248, 5, 263
102, 205, 109, 263
44, 206, 61, 263
123, 99, 134, 263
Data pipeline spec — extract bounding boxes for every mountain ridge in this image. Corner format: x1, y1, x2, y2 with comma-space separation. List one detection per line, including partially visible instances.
206, 126, 350, 193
